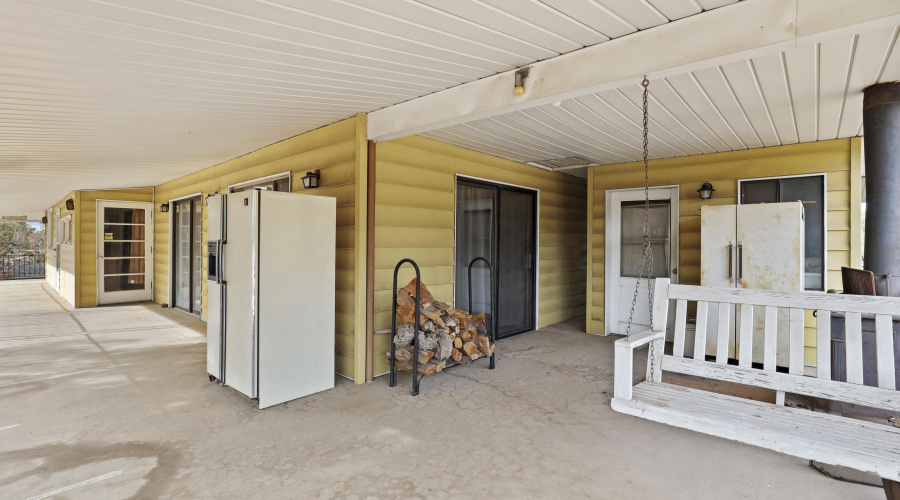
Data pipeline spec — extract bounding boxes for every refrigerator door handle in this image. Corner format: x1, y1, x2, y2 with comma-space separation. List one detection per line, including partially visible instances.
736, 241, 743, 284
727, 241, 734, 283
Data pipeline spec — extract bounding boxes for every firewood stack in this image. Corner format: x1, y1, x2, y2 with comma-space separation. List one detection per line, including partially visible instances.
388, 278, 494, 376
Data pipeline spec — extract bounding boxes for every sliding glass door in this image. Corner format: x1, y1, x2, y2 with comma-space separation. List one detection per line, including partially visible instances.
173, 198, 202, 314
455, 179, 537, 338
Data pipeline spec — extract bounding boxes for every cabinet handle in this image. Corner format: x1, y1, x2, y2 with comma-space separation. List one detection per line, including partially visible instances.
727, 241, 734, 283
737, 241, 743, 284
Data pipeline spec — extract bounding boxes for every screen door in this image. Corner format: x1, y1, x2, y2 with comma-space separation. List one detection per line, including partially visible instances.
97, 201, 152, 304
455, 179, 537, 339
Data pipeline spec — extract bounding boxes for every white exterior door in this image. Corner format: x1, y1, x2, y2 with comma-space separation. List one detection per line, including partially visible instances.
97, 201, 153, 304
606, 187, 679, 336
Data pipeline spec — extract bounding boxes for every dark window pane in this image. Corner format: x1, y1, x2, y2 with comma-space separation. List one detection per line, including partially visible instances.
105, 274, 145, 291
103, 225, 145, 241
104, 242, 145, 257
741, 180, 779, 204
104, 258, 145, 274
782, 176, 825, 290
104, 207, 145, 224
621, 201, 670, 278
274, 179, 290, 192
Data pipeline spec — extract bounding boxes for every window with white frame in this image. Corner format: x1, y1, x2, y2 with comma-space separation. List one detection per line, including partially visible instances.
229, 173, 291, 193
57, 214, 72, 245
739, 174, 826, 291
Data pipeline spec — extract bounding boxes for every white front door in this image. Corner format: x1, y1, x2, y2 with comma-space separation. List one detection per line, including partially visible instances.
97, 201, 153, 304
606, 187, 679, 336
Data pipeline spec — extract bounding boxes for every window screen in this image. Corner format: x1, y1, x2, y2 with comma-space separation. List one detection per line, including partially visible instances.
620, 200, 670, 279
740, 176, 825, 290
231, 177, 290, 193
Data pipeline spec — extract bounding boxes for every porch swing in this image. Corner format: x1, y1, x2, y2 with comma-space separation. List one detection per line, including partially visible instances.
613, 79, 900, 496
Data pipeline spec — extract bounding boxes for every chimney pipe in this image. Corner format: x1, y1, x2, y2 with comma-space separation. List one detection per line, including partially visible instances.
862, 82, 900, 296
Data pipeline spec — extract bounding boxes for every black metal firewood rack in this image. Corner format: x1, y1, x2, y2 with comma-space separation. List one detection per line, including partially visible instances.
389, 257, 496, 396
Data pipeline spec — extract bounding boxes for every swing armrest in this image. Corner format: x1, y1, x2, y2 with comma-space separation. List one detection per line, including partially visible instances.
613, 330, 665, 401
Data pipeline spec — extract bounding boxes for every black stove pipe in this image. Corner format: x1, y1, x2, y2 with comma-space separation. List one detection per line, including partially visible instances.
862, 82, 900, 297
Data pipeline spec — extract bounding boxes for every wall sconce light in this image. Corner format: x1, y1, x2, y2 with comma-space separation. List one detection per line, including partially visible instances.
65, 198, 75, 211
514, 66, 530, 96
41, 216, 48, 224
697, 182, 716, 200
160, 203, 170, 213
302, 169, 321, 189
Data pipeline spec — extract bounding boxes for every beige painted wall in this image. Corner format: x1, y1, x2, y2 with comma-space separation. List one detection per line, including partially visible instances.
588, 138, 863, 364
372, 136, 588, 375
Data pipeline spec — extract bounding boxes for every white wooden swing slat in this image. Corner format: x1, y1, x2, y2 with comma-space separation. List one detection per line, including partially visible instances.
612, 278, 900, 484
816, 310, 832, 380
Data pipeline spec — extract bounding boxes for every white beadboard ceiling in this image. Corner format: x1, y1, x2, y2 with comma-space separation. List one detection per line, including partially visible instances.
0, 0, 742, 218
421, 24, 900, 179
2, 1, 898, 218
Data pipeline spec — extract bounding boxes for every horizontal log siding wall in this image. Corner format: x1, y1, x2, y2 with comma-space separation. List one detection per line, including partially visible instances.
373, 135, 588, 375
588, 138, 862, 365
153, 116, 363, 380
78, 189, 153, 307
46, 191, 77, 306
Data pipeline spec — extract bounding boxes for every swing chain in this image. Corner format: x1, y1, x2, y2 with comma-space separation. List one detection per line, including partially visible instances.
624, 77, 656, 368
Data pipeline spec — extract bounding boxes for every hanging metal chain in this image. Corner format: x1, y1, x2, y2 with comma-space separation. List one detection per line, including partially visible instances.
624, 77, 656, 372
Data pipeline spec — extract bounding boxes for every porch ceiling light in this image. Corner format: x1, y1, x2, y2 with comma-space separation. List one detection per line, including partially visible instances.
301, 169, 320, 189
514, 66, 529, 96
697, 182, 716, 200
160, 203, 169, 213
65, 198, 74, 211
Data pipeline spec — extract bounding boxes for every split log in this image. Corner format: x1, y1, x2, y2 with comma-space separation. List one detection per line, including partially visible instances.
396, 288, 414, 307
461, 341, 478, 358
393, 347, 433, 365
453, 337, 463, 349
470, 313, 486, 328
450, 348, 462, 363
403, 278, 434, 305
460, 330, 472, 342
436, 332, 453, 361
476, 336, 491, 357
441, 314, 458, 328
393, 324, 416, 347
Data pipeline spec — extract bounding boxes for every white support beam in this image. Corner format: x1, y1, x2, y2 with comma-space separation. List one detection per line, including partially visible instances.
368, 0, 900, 141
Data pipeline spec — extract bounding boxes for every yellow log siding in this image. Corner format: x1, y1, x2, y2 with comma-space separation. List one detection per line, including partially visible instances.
372, 135, 588, 376
45, 191, 78, 306
78, 189, 154, 307
587, 138, 863, 366
152, 116, 367, 382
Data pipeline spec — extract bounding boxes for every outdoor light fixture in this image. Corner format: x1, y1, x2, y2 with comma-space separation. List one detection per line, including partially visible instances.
697, 182, 716, 200
160, 203, 169, 213
301, 169, 320, 189
41, 216, 47, 224
514, 66, 529, 96
65, 198, 74, 211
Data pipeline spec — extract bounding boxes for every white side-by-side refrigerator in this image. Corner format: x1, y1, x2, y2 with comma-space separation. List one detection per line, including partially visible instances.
206, 189, 336, 409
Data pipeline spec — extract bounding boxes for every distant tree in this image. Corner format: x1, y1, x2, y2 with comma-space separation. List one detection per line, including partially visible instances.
0, 222, 45, 255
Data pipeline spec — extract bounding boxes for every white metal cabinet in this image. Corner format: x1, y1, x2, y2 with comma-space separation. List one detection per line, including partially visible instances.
700, 202, 804, 366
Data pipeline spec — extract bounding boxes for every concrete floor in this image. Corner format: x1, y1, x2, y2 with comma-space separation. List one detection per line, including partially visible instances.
0, 280, 882, 499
